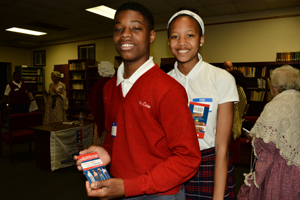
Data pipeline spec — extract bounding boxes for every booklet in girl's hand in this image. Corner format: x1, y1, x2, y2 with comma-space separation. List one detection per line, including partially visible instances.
77, 152, 111, 186
189, 99, 211, 139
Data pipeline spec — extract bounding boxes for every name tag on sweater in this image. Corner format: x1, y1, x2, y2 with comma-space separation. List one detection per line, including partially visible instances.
14, 88, 19, 91
111, 122, 117, 137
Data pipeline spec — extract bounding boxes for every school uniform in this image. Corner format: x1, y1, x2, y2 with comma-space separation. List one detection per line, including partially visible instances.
168, 53, 239, 199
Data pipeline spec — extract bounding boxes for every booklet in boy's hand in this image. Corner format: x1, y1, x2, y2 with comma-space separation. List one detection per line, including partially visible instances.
189, 98, 211, 139
77, 152, 111, 186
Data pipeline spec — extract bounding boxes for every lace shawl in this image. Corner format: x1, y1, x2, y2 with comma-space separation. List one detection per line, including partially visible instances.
249, 89, 300, 171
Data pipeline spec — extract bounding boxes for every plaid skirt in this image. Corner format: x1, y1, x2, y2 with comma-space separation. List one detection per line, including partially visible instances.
185, 147, 237, 200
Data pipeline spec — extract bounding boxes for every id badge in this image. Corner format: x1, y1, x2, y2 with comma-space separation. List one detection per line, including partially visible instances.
111, 122, 117, 137
14, 88, 19, 91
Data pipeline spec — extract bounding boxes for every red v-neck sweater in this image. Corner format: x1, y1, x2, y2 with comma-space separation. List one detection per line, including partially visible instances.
103, 64, 201, 197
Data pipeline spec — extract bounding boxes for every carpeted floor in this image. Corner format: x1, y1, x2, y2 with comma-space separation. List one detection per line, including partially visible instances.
0, 141, 250, 199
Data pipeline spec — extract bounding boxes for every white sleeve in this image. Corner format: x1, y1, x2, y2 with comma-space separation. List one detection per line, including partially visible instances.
4, 84, 11, 96
217, 72, 239, 104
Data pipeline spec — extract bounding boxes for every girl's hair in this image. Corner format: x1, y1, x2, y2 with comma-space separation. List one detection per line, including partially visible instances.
270, 65, 300, 92
167, 8, 204, 38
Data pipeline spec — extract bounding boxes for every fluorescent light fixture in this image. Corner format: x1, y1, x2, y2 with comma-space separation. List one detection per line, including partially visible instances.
86, 5, 116, 19
6, 27, 47, 36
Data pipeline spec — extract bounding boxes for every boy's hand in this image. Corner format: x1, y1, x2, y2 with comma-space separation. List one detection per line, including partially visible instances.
86, 178, 125, 199
73, 145, 111, 171
192, 113, 205, 132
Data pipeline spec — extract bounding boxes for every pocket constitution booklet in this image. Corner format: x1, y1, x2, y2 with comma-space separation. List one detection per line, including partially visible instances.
77, 152, 111, 186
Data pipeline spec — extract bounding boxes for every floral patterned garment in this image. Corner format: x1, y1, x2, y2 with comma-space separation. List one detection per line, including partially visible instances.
238, 139, 300, 200
43, 82, 67, 124
238, 89, 300, 200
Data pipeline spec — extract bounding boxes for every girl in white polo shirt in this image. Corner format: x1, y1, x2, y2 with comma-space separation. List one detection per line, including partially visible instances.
167, 9, 239, 200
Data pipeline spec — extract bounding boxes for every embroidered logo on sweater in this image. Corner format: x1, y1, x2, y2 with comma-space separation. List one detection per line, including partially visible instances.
139, 100, 151, 109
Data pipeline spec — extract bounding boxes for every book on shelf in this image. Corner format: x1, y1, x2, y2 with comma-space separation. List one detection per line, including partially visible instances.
276, 51, 300, 62
257, 78, 266, 89
72, 83, 84, 89
261, 66, 266, 77
235, 66, 256, 77
71, 72, 86, 79
72, 91, 86, 99
250, 91, 265, 101
69, 62, 86, 70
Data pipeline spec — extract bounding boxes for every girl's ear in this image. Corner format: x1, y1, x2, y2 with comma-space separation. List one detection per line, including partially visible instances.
200, 35, 205, 46
150, 30, 156, 44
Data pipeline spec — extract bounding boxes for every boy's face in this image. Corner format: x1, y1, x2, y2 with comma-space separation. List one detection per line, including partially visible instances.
113, 10, 155, 65
13, 73, 21, 83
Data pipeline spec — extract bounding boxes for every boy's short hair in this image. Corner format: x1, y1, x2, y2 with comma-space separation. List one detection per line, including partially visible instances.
114, 2, 154, 31
13, 71, 20, 76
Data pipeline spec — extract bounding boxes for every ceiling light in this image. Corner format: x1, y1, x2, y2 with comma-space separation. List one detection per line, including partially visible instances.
6, 27, 47, 36
86, 5, 116, 19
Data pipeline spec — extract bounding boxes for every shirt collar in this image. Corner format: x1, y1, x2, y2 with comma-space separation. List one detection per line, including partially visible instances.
174, 53, 203, 79
116, 56, 155, 86
13, 81, 22, 87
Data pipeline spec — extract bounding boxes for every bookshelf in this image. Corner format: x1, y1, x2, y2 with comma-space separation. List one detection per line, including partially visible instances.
68, 59, 95, 114
211, 61, 300, 116
15, 65, 45, 101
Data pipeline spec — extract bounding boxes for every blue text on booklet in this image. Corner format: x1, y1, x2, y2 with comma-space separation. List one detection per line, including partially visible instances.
77, 152, 111, 186
189, 99, 211, 139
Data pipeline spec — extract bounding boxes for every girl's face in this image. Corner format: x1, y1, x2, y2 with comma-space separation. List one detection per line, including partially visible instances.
168, 15, 204, 67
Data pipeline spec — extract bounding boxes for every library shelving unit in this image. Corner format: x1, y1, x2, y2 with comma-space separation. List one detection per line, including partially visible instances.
68, 59, 95, 115
211, 61, 300, 116
15, 65, 45, 101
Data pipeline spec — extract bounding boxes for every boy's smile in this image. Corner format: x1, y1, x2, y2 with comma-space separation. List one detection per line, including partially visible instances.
113, 10, 155, 69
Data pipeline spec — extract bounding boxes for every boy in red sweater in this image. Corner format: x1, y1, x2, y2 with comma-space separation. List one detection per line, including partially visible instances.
74, 2, 201, 199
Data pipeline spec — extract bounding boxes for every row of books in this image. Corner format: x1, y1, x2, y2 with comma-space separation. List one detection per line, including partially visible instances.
72, 83, 85, 89
250, 91, 265, 101
23, 76, 43, 82
257, 78, 266, 89
234, 66, 256, 77
71, 72, 86, 80
71, 91, 86, 99
69, 62, 86, 70
276, 52, 300, 62
234, 66, 268, 78
22, 69, 42, 75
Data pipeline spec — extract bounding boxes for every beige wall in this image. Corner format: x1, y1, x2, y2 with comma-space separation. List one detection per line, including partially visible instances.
202, 16, 300, 63
0, 46, 31, 72
1, 13, 299, 87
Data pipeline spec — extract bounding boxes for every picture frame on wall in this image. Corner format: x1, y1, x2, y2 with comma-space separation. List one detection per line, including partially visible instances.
34, 50, 46, 66
78, 44, 95, 59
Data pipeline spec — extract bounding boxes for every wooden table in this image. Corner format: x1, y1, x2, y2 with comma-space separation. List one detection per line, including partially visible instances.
32, 121, 93, 172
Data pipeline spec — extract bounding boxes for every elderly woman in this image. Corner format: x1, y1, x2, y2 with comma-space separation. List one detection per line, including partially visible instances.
89, 61, 115, 146
43, 71, 68, 124
238, 65, 300, 200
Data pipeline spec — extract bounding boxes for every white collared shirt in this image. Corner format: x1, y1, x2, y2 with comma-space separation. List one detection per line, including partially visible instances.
117, 57, 155, 97
168, 53, 239, 150
4, 81, 23, 95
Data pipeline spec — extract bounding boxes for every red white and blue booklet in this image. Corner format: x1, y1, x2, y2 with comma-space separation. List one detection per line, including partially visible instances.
77, 152, 111, 185
189, 98, 211, 139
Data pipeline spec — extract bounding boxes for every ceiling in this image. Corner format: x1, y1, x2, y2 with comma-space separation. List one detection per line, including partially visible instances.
1, 0, 300, 48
